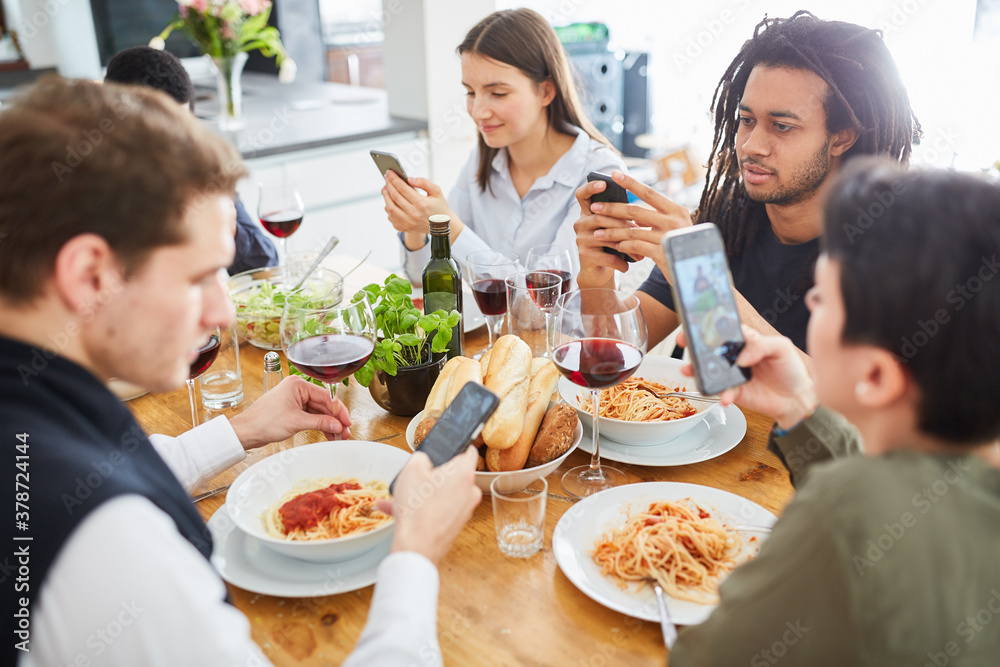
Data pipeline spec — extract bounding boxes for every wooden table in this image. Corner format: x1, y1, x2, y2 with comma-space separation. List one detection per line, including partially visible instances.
128, 326, 793, 666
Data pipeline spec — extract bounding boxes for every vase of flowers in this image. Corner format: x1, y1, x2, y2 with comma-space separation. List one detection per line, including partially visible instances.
152, 0, 295, 131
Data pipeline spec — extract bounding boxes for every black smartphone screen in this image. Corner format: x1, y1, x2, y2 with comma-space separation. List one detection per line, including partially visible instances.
587, 171, 637, 263
390, 384, 499, 494
663, 224, 750, 395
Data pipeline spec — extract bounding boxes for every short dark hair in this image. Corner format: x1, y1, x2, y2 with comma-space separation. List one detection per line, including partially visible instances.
0, 77, 246, 305
106, 46, 195, 108
822, 159, 1000, 444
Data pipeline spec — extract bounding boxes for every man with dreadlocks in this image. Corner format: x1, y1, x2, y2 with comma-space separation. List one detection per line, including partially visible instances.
573, 11, 920, 354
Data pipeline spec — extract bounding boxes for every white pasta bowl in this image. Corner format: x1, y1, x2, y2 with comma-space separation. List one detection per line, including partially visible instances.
558, 355, 712, 447
225, 440, 409, 563
404, 409, 582, 494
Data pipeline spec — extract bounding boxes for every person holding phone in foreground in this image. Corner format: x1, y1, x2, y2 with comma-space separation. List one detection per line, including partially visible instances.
383, 8, 625, 282
669, 160, 1000, 665
574, 12, 920, 353
0, 78, 481, 667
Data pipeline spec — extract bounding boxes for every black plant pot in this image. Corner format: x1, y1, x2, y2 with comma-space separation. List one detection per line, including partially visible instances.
368, 351, 448, 416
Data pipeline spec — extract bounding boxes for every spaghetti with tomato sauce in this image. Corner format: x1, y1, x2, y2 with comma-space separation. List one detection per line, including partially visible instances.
263, 477, 391, 541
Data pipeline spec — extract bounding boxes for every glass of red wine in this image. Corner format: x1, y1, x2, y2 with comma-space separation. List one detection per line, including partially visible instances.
466, 250, 519, 358
187, 327, 222, 427
280, 292, 376, 407
257, 183, 305, 264
525, 244, 573, 294
508, 270, 563, 358
550, 289, 647, 497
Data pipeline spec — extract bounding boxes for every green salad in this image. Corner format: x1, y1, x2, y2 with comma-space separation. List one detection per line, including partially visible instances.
231, 279, 338, 350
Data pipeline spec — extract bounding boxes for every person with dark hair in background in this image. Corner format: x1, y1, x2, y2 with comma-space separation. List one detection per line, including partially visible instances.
669, 160, 1000, 664
105, 46, 278, 275
574, 11, 921, 353
0, 77, 480, 667
385, 8, 625, 283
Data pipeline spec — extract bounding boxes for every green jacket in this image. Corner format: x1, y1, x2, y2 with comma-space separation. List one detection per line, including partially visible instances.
670, 407, 1000, 666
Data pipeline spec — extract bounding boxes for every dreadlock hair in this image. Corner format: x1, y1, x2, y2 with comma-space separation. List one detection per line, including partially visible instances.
697, 11, 921, 270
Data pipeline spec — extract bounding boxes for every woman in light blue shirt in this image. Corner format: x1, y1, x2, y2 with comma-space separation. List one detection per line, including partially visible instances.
382, 9, 625, 282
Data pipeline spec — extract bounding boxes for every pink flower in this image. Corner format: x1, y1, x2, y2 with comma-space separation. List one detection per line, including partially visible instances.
179, 6, 189, 18
221, 22, 235, 40
239, 0, 271, 15
189, 0, 208, 12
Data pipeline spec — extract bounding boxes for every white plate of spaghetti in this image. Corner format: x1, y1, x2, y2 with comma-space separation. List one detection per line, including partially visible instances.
559, 356, 711, 446
552, 482, 775, 625
226, 440, 410, 563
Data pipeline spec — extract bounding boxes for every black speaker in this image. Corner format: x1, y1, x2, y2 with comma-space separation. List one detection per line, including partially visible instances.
568, 51, 624, 151
622, 52, 649, 158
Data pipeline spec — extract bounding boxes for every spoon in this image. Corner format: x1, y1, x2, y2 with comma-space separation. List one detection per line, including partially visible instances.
636, 382, 720, 404
289, 236, 340, 292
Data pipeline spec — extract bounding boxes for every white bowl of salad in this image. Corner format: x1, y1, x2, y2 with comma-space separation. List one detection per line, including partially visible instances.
229, 265, 344, 350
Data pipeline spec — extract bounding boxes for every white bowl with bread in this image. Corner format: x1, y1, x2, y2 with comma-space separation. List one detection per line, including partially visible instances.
406, 336, 582, 493
559, 355, 712, 447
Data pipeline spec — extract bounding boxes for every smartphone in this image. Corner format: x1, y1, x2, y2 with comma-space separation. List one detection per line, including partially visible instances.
587, 171, 637, 263
662, 223, 751, 395
370, 150, 409, 182
389, 383, 499, 494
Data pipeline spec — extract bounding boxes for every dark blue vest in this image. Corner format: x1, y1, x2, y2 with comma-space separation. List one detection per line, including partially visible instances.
1, 335, 216, 662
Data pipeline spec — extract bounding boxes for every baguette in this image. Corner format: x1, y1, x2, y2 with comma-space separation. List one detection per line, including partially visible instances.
526, 403, 579, 468
481, 335, 531, 450
486, 358, 559, 472
444, 357, 482, 404
424, 356, 464, 414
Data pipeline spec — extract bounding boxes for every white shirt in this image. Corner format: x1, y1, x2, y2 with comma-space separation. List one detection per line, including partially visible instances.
401, 127, 626, 281
22, 417, 442, 667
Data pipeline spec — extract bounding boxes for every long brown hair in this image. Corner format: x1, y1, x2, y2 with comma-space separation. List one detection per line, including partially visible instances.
458, 8, 613, 194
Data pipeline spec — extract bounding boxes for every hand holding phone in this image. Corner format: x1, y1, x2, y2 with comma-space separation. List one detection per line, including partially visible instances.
389, 383, 499, 494
587, 171, 637, 263
371, 150, 410, 182
662, 224, 751, 395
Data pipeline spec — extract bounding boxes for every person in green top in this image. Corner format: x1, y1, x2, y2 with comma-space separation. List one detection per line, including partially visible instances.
669, 160, 1000, 666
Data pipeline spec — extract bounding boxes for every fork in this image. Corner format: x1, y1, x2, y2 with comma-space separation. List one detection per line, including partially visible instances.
635, 382, 720, 404
653, 583, 677, 650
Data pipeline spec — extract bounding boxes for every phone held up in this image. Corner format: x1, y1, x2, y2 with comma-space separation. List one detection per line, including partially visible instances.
587, 171, 637, 264
389, 383, 500, 495
662, 223, 751, 396
370, 150, 410, 182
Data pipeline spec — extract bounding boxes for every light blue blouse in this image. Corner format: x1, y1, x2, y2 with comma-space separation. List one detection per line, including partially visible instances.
400, 126, 625, 282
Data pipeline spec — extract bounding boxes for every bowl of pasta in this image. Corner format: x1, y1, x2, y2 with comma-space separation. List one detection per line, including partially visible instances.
558, 355, 712, 447
225, 440, 409, 562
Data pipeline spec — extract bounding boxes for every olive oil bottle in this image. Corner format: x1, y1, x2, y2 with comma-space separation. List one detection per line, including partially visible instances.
422, 214, 464, 359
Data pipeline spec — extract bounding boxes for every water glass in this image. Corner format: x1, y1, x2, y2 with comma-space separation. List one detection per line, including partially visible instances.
199, 317, 244, 410
491, 477, 547, 558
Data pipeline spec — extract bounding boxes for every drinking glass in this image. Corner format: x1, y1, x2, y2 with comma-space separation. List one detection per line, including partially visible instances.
187, 327, 221, 426
506, 271, 562, 358
280, 293, 376, 403
466, 250, 519, 358
491, 477, 547, 558
550, 289, 647, 497
526, 243, 573, 294
257, 183, 305, 263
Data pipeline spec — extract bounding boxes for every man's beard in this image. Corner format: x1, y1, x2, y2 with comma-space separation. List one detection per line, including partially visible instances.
743, 140, 831, 206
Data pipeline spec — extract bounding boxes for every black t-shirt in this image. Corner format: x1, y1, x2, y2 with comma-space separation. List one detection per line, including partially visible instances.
639, 223, 817, 351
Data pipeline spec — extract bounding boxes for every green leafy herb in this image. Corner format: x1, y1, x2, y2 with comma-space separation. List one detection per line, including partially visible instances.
350, 274, 460, 387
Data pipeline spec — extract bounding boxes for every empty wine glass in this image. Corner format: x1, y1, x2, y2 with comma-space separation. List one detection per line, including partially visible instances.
550, 289, 647, 497
280, 292, 376, 403
187, 327, 221, 426
526, 243, 573, 294
466, 250, 519, 358
257, 183, 304, 264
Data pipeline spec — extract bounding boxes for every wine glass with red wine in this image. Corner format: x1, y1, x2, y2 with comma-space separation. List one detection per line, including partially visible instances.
466, 250, 519, 358
257, 183, 305, 264
280, 293, 376, 406
525, 244, 573, 294
550, 289, 647, 497
187, 327, 222, 426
